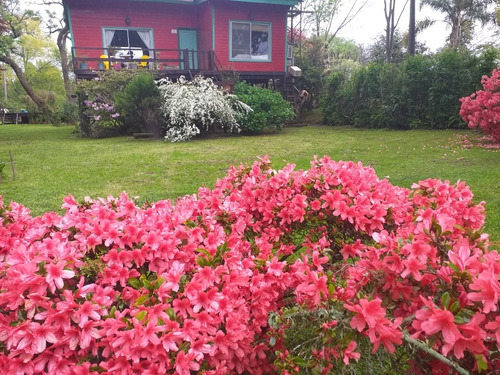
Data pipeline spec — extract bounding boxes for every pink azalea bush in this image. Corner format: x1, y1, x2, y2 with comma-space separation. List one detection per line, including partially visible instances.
0, 156, 499, 374
460, 67, 500, 142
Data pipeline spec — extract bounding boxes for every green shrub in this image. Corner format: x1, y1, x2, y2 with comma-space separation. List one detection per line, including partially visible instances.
321, 48, 499, 129
76, 70, 139, 138
114, 73, 164, 138
233, 82, 295, 133
59, 101, 79, 125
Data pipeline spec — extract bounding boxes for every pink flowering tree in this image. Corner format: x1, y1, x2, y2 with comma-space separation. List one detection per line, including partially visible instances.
460, 67, 500, 142
0, 156, 499, 374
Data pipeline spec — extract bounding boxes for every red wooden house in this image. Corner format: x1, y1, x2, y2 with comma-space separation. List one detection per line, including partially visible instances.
63, 0, 300, 90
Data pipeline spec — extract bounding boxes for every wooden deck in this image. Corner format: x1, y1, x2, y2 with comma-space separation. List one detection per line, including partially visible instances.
71, 46, 286, 85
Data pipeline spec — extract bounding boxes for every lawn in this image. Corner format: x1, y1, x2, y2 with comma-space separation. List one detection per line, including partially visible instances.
0, 124, 499, 241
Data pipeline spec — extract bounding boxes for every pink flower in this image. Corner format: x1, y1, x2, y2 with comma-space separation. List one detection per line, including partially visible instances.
45, 261, 75, 293
18, 323, 57, 354
175, 351, 200, 374
346, 298, 386, 331
343, 341, 360, 364
468, 268, 500, 313
415, 298, 461, 346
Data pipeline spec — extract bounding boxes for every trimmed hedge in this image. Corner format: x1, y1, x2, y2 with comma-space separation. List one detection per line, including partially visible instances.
322, 48, 499, 129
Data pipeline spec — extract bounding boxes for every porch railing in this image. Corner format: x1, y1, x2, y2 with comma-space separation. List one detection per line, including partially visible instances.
71, 46, 217, 74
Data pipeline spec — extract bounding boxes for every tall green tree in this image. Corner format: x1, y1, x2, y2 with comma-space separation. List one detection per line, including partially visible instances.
420, 0, 496, 48
0, 0, 53, 116
40, 0, 72, 102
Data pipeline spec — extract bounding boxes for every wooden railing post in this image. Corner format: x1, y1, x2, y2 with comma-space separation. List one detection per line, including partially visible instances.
208, 50, 213, 71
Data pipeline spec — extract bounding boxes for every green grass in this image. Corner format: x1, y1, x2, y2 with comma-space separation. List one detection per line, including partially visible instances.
0, 124, 499, 241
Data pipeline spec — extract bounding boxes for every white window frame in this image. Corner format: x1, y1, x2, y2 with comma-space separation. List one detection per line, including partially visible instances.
229, 21, 271, 62
102, 27, 154, 59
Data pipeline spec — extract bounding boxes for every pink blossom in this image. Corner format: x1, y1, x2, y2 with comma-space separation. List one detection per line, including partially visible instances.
45, 261, 75, 293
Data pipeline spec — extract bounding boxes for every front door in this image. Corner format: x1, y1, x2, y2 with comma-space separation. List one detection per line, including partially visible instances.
178, 29, 198, 70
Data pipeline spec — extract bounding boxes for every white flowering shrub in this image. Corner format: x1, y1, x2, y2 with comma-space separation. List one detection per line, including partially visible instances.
159, 76, 251, 142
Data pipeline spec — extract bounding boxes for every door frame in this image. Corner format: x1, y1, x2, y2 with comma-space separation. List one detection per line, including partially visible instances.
177, 28, 198, 70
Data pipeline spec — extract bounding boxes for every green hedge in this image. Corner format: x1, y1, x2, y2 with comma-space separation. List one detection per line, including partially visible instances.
321, 48, 499, 129
233, 82, 295, 133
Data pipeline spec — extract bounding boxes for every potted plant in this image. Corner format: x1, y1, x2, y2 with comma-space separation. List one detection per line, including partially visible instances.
79, 55, 89, 69
218, 70, 238, 92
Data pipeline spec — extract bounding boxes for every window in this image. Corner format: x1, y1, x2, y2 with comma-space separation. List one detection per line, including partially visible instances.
230, 21, 270, 61
103, 28, 153, 59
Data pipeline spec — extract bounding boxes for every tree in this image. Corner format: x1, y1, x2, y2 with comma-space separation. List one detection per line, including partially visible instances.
40, 0, 73, 102
0, 0, 53, 117
384, 0, 409, 62
302, 0, 369, 47
420, 0, 497, 48
408, 0, 416, 54
368, 31, 428, 64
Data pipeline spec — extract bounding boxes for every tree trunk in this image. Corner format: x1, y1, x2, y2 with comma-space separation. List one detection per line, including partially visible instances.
0, 55, 52, 116
408, 0, 416, 55
449, 13, 461, 48
57, 23, 73, 102
384, 0, 396, 63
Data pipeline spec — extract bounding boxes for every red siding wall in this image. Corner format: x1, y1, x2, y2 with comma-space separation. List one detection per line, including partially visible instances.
197, 3, 213, 54
67, 0, 199, 65
66, 0, 288, 74
213, 2, 288, 73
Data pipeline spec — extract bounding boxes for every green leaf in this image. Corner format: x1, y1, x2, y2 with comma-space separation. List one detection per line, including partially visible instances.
154, 277, 164, 288
475, 354, 488, 373
140, 274, 152, 289
441, 292, 450, 309
328, 282, 335, 296
166, 308, 176, 320
292, 356, 311, 368
178, 341, 190, 352
38, 261, 46, 275
449, 301, 460, 314
109, 306, 116, 318
185, 219, 197, 228
136, 310, 147, 321
128, 278, 142, 289
134, 295, 149, 306
196, 257, 208, 267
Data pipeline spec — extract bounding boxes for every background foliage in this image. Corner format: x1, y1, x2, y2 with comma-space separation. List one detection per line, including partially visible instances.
114, 73, 164, 138
321, 48, 499, 129
233, 81, 295, 133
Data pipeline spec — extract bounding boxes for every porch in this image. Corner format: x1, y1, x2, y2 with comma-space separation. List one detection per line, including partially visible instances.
71, 46, 286, 86
71, 45, 299, 112
72, 46, 220, 79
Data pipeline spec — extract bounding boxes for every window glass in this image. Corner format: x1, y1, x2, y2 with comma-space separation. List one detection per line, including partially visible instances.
231, 23, 251, 59
230, 22, 270, 61
110, 30, 128, 48
251, 24, 269, 59
105, 29, 151, 58
129, 31, 148, 50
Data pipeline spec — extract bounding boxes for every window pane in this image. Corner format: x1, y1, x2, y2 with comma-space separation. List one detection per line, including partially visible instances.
129, 31, 147, 49
110, 30, 128, 48
251, 24, 269, 59
231, 22, 250, 59
129, 30, 149, 57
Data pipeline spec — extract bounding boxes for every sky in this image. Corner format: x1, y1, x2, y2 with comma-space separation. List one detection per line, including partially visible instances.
328, 0, 498, 51
335, 0, 447, 50
27, 0, 498, 52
